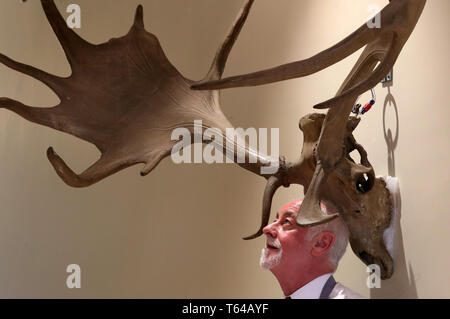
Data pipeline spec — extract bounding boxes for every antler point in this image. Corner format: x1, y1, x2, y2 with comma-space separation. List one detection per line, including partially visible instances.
134, 4, 145, 29
242, 231, 262, 240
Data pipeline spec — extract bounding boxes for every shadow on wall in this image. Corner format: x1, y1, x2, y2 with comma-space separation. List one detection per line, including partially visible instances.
383, 87, 399, 177
370, 88, 418, 299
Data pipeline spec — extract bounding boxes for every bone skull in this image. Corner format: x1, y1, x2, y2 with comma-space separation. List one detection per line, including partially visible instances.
293, 113, 393, 279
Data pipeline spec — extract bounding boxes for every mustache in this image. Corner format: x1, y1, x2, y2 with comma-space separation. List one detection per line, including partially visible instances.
265, 237, 281, 249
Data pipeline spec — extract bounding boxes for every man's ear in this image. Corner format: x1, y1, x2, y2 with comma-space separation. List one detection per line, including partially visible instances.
311, 232, 335, 257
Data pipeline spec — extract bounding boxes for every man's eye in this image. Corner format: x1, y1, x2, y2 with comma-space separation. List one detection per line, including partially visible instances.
282, 219, 291, 225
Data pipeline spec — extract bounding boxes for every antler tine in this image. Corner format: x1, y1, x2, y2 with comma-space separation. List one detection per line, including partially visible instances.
243, 175, 282, 240
140, 149, 172, 177
296, 164, 339, 227
133, 5, 145, 29
0, 97, 59, 128
314, 33, 397, 166
204, 0, 255, 81
314, 35, 399, 110
46, 147, 139, 188
0, 53, 66, 98
193, 22, 377, 90
40, 0, 91, 65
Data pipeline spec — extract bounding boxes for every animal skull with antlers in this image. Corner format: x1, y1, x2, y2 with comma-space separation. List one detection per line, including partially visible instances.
0, 0, 426, 279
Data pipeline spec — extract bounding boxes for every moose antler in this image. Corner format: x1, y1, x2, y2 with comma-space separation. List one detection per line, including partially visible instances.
0, 0, 426, 279
0, 0, 290, 241
1, 0, 271, 184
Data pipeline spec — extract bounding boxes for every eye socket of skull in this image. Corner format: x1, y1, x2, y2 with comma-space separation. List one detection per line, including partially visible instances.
355, 172, 375, 193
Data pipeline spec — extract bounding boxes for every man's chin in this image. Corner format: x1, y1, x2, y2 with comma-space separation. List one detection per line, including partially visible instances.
259, 248, 282, 270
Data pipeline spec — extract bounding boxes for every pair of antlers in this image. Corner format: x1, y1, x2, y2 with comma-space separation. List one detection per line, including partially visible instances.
0, 0, 426, 278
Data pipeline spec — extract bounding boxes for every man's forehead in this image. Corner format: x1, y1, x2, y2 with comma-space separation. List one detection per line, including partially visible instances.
276, 199, 303, 218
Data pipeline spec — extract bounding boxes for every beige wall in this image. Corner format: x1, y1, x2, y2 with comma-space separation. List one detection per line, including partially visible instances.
0, 0, 448, 298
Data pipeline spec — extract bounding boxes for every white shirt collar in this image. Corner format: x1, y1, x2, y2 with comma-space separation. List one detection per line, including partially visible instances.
287, 273, 333, 299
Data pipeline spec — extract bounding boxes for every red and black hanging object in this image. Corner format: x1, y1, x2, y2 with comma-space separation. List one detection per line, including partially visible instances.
352, 88, 376, 116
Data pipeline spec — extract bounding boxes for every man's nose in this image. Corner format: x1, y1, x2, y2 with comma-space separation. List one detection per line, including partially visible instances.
263, 222, 277, 238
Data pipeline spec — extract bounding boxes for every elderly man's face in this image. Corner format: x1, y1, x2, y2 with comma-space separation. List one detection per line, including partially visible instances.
260, 200, 313, 271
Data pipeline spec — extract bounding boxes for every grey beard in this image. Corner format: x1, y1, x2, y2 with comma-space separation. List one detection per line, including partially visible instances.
259, 247, 282, 270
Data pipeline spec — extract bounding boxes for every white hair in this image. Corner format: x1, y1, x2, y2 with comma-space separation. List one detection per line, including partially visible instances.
305, 204, 349, 270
